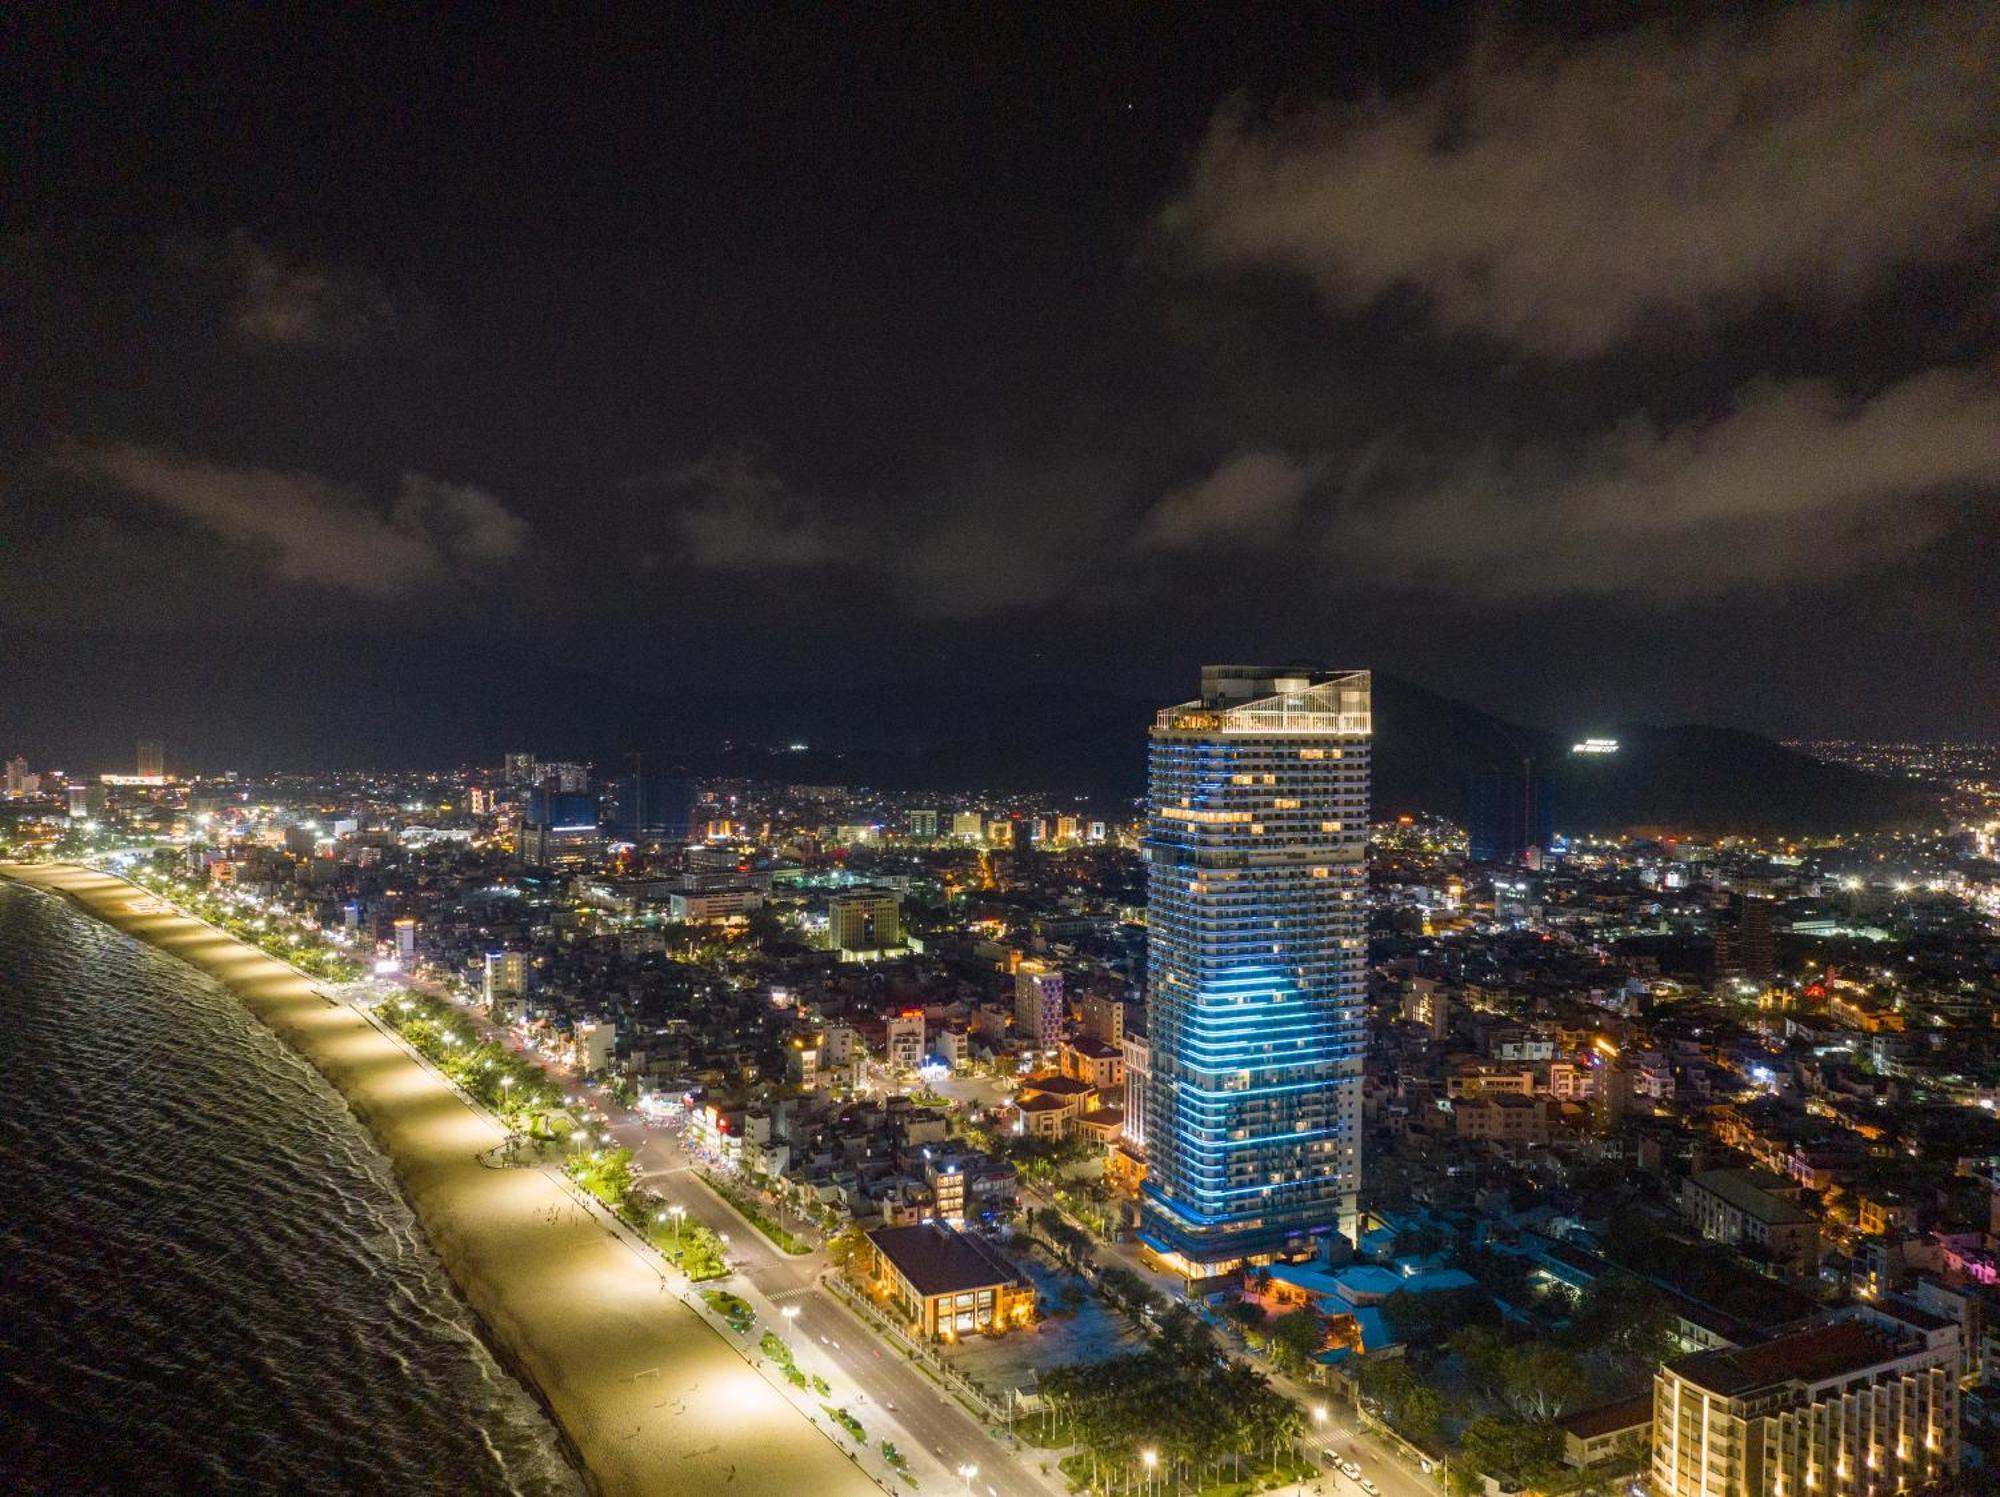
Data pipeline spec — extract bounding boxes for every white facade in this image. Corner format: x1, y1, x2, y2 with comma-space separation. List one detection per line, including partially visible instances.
885, 1014, 925, 1072
1653, 1316, 1958, 1497
1122, 1032, 1150, 1149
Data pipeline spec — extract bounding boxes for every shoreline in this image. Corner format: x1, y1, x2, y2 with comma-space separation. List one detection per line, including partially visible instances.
3, 863, 877, 1497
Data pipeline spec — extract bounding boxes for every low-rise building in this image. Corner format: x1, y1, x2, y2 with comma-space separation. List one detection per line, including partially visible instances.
670, 886, 763, 924
862, 1223, 1035, 1340
1453, 1093, 1550, 1146
884, 1011, 925, 1073
1061, 1036, 1124, 1091
1016, 1090, 1075, 1140
1559, 1395, 1652, 1470
1015, 1073, 1100, 1140
1681, 1168, 1820, 1276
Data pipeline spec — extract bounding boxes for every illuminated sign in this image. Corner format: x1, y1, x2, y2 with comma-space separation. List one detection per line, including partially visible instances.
1570, 738, 1620, 755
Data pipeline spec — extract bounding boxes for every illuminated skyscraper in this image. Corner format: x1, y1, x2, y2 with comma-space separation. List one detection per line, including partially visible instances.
1141, 665, 1370, 1275
135, 738, 164, 781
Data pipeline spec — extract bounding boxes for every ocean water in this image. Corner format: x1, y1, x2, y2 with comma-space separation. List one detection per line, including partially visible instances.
0, 880, 583, 1496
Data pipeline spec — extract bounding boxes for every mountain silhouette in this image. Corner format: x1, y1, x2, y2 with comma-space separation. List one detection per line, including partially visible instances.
1, 633, 1938, 834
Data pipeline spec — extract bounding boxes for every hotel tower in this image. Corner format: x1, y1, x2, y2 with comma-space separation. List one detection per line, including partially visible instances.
1140, 665, 1370, 1277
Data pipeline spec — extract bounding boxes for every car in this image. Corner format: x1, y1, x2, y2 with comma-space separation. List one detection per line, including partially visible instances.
1358, 1481, 1379, 1495
1339, 1461, 1361, 1479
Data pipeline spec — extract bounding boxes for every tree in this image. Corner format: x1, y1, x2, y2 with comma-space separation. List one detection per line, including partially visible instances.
1500, 1343, 1591, 1421
1399, 1378, 1445, 1445
1267, 1307, 1327, 1374
828, 1224, 871, 1273
1448, 1325, 1511, 1395
1096, 1265, 1164, 1327
1352, 1352, 1432, 1440
1223, 1299, 1269, 1335
1034, 1207, 1096, 1272
1459, 1414, 1564, 1489
1444, 1460, 1484, 1497
1358, 1357, 1445, 1442
1566, 1272, 1679, 1367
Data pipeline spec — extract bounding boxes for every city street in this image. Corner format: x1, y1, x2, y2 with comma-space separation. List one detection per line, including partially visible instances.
623, 1133, 1055, 1497
107, 873, 1432, 1497
409, 981, 1059, 1497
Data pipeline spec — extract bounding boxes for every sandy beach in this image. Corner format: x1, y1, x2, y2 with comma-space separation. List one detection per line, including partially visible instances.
3, 863, 878, 1497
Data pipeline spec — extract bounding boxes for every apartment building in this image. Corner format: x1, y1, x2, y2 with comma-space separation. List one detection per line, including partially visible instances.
1682, 1168, 1821, 1276
1652, 1314, 1958, 1497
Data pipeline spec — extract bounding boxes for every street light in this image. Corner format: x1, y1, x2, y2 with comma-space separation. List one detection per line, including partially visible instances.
669, 1204, 685, 1245
957, 1464, 977, 1494
781, 1303, 799, 1350
1141, 1447, 1157, 1497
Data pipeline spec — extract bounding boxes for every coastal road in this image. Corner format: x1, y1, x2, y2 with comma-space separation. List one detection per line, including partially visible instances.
418, 987, 1058, 1497
614, 1116, 1057, 1497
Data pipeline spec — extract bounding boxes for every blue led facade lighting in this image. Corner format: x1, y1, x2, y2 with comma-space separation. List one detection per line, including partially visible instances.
1141, 666, 1370, 1272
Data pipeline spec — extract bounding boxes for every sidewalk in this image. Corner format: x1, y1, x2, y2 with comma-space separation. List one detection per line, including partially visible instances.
408, 977, 1039, 1497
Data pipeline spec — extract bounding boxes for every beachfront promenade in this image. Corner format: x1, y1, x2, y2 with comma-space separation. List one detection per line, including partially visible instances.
2, 863, 877, 1497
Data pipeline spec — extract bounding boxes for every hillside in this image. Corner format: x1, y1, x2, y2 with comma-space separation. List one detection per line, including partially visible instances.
0, 632, 1940, 834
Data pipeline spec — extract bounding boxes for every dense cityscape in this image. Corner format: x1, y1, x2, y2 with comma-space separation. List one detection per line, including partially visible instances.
5, 667, 1999, 1496
9, 4, 2000, 1495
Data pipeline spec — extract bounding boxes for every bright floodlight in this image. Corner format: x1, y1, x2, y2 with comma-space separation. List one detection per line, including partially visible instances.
1141, 1449, 1157, 1467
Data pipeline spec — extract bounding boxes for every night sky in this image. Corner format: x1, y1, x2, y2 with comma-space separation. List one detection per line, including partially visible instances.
6, 2, 1999, 756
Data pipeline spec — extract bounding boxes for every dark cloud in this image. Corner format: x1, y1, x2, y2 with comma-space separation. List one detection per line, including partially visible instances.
888, 453, 1147, 620
634, 454, 838, 568
1164, 5, 2000, 356
61, 443, 528, 595
5, 5, 1999, 742
221, 231, 403, 350
1331, 367, 2000, 597
1142, 451, 1326, 548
